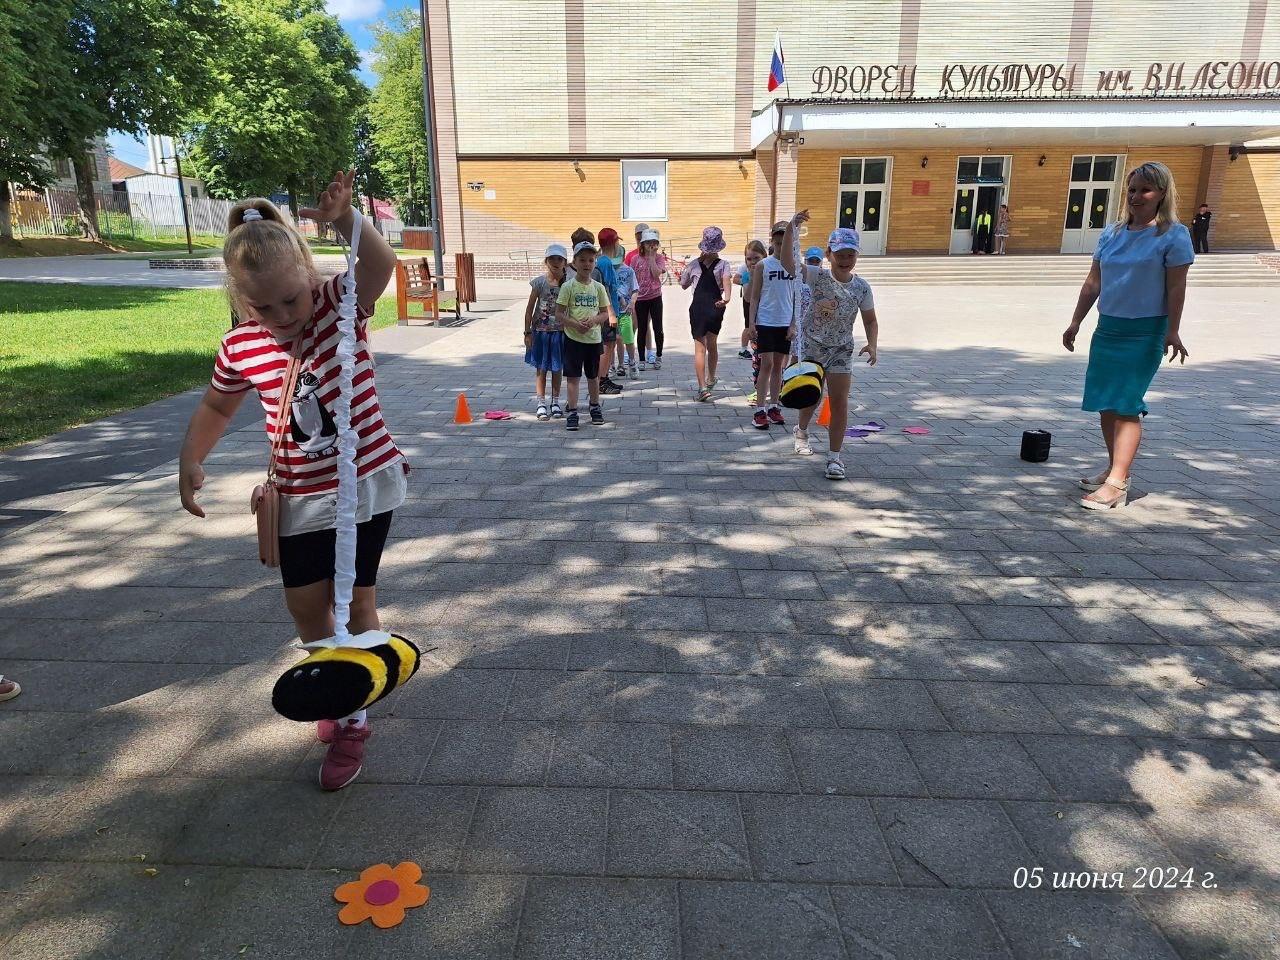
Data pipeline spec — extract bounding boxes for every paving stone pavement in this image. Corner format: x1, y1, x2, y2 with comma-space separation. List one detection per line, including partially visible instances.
1, 280, 1279, 959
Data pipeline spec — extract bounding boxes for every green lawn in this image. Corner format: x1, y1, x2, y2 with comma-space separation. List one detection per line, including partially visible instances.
0, 235, 223, 258
0, 282, 400, 448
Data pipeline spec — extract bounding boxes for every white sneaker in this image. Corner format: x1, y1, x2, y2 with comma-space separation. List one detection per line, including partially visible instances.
824, 453, 846, 480
536, 403, 549, 421
793, 427, 813, 456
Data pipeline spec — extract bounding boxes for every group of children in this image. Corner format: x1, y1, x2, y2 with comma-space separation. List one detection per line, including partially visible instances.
522, 223, 669, 428
521, 212, 880, 479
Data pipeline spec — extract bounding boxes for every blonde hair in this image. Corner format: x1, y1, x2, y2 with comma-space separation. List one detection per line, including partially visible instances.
1118, 162, 1180, 235
744, 239, 767, 258
223, 198, 318, 316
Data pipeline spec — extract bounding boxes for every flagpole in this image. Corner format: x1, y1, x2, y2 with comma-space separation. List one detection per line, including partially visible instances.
781, 33, 790, 100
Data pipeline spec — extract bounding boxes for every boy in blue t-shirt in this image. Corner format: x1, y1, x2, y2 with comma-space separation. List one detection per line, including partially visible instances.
611, 262, 639, 378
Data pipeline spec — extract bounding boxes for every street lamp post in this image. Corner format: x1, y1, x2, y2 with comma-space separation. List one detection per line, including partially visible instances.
418, 0, 446, 282
160, 136, 194, 255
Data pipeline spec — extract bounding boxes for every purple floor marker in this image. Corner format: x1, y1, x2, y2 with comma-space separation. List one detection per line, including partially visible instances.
850, 420, 885, 433
845, 428, 872, 438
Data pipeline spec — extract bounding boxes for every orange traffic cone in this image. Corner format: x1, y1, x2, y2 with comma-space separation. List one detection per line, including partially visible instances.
453, 392, 473, 424
816, 394, 831, 427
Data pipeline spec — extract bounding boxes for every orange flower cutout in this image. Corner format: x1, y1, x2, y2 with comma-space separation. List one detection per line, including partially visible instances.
334, 862, 430, 928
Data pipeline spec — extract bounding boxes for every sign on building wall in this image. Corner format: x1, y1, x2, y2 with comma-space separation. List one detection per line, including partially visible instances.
808, 59, 1280, 100
621, 160, 668, 222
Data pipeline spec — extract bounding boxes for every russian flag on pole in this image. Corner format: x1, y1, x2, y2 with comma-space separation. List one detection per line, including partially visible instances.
767, 32, 785, 92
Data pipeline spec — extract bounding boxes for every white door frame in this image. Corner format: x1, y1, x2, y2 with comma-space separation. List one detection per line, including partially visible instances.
834, 156, 892, 256
949, 155, 1011, 255
1061, 154, 1126, 254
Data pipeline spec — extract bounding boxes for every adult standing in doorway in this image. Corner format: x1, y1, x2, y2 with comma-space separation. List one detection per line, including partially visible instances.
994, 204, 1012, 255
1192, 203, 1212, 254
681, 226, 732, 402
1063, 161, 1193, 510
972, 206, 993, 254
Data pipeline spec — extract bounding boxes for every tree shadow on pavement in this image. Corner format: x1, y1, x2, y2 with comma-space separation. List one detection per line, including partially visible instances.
0, 342, 1276, 958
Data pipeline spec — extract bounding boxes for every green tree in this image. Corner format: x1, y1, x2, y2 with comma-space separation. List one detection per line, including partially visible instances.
353, 109, 389, 217
367, 10, 429, 225
42, 0, 225, 240
182, 0, 366, 216
0, 0, 81, 241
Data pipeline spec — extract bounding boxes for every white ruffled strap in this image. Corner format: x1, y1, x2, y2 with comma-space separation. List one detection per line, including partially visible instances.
331, 207, 363, 643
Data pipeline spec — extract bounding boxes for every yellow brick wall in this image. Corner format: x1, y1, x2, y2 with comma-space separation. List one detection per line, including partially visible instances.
1216, 154, 1280, 249
457, 159, 756, 258
795, 147, 1206, 254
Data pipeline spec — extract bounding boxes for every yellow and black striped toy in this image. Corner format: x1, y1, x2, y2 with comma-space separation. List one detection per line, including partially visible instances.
272, 630, 421, 722
780, 360, 825, 409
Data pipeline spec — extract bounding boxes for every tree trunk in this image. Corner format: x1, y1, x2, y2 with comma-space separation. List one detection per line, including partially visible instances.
0, 181, 13, 242
71, 152, 101, 241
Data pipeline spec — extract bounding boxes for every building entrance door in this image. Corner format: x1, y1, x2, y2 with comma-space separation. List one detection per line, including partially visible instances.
950, 156, 1009, 254
836, 157, 891, 255
1061, 154, 1123, 253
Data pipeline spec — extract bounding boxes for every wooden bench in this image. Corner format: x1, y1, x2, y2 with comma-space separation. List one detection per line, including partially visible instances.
396, 257, 458, 326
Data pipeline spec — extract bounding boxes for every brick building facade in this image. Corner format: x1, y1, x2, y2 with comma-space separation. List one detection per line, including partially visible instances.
424, 0, 1280, 260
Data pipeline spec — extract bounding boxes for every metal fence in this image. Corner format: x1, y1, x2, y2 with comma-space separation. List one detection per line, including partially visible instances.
10, 186, 411, 247
11, 187, 237, 241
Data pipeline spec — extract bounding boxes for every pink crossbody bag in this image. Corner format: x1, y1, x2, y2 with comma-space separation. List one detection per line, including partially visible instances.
250, 355, 303, 567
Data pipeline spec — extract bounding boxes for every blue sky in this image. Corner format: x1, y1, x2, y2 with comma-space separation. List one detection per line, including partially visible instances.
108, 0, 416, 169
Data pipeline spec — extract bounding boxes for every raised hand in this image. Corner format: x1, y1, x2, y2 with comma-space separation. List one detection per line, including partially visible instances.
299, 170, 356, 223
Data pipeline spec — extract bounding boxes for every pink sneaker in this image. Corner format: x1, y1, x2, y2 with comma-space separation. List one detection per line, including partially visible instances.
317, 719, 339, 743
319, 720, 371, 791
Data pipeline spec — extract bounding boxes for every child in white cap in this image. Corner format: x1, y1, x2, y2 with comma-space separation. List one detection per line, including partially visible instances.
523, 243, 569, 420
780, 211, 880, 480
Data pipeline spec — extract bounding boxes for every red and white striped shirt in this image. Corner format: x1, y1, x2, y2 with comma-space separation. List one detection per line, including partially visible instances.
211, 274, 404, 496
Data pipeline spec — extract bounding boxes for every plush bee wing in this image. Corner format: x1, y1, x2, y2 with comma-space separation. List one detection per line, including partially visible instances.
272, 631, 421, 722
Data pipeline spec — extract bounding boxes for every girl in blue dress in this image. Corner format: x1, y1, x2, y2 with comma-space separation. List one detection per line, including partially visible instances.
1063, 161, 1193, 510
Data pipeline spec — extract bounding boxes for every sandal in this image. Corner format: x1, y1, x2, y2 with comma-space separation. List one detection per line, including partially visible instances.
0, 676, 21, 702
1079, 470, 1121, 492
1080, 479, 1130, 511
696, 388, 713, 402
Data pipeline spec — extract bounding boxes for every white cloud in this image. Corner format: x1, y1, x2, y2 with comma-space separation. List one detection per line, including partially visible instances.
326, 0, 383, 22
359, 49, 380, 72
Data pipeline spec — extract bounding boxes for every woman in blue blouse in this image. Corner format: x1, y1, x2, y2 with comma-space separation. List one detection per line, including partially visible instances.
1063, 161, 1193, 510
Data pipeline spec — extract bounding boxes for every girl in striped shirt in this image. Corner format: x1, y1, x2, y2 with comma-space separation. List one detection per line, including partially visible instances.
178, 172, 404, 791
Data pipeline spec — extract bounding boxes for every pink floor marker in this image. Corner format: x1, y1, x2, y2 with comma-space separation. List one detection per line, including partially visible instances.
902, 426, 931, 435
483, 410, 513, 420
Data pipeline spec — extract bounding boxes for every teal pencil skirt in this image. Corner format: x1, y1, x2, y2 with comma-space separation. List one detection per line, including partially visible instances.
1082, 314, 1168, 417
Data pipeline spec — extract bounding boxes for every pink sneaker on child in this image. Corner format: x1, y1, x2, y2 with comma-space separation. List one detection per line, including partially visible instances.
319, 720, 371, 791
317, 719, 339, 743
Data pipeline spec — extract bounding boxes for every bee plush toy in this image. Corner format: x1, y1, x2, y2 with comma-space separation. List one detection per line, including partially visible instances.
780, 359, 825, 409
272, 630, 421, 722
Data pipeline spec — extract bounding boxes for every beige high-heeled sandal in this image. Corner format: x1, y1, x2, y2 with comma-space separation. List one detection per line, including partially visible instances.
1080, 479, 1130, 510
